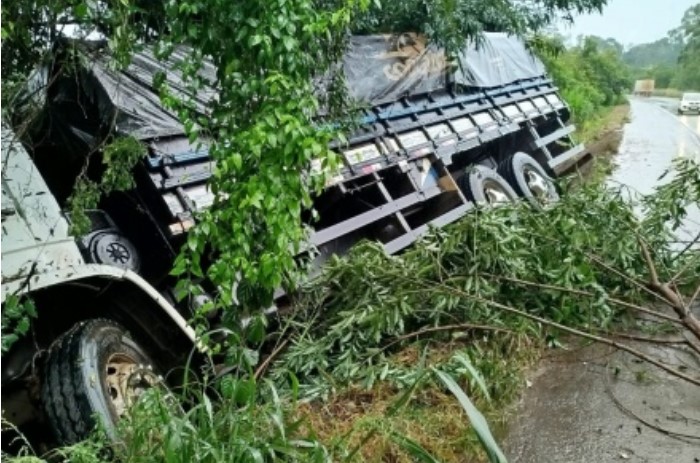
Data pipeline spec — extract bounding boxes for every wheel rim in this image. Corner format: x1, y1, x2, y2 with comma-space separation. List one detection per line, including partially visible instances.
524, 167, 553, 202
483, 180, 511, 204
105, 353, 157, 417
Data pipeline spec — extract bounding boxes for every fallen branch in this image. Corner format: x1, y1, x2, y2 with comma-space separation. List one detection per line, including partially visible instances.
683, 332, 700, 357
671, 230, 700, 264
589, 254, 673, 306
407, 278, 700, 387
595, 331, 687, 345
481, 273, 683, 325
254, 338, 290, 380
639, 240, 700, 341
381, 323, 514, 353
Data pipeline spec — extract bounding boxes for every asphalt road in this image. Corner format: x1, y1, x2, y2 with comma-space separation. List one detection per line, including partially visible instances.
503, 97, 700, 463
609, 97, 700, 245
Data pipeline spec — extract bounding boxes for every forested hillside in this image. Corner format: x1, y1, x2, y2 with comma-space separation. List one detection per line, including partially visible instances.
623, 4, 700, 90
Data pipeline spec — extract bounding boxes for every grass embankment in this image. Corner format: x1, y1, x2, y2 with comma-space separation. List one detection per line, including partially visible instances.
574, 103, 630, 183
297, 338, 539, 462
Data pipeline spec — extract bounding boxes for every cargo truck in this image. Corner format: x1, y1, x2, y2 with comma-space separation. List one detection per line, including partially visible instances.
633, 79, 655, 97
1, 33, 586, 446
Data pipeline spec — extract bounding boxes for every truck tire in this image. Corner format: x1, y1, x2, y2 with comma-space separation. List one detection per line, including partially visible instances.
498, 152, 559, 206
460, 165, 518, 206
42, 319, 160, 444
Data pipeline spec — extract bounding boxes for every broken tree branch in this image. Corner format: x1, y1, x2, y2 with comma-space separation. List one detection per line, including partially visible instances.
254, 338, 290, 380
383, 323, 514, 352
639, 239, 700, 342
408, 278, 700, 387
480, 273, 683, 325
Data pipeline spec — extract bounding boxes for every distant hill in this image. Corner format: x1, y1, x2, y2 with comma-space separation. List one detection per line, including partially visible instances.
622, 38, 682, 68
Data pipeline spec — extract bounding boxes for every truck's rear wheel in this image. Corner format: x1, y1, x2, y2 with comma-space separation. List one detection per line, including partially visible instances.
42, 319, 160, 444
498, 152, 559, 206
460, 165, 518, 206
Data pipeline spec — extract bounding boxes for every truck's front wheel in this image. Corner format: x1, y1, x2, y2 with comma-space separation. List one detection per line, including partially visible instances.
42, 319, 160, 444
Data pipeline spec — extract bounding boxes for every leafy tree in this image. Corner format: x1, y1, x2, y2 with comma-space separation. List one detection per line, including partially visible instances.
348, 0, 608, 51
642, 64, 676, 89
623, 37, 683, 68
673, 3, 700, 90
535, 35, 631, 125
582, 35, 624, 56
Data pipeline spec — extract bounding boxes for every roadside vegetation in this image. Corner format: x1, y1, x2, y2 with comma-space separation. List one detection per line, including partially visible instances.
2, 0, 700, 462
535, 35, 631, 135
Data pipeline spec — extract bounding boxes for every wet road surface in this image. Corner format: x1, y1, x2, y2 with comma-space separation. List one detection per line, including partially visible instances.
504, 340, 700, 463
503, 97, 700, 462
609, 97, 700, 244
609, 97, 700, 192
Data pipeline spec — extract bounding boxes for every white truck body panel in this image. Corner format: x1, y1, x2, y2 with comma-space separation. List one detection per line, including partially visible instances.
1, 124, 196, 343
1, 125, 85, 290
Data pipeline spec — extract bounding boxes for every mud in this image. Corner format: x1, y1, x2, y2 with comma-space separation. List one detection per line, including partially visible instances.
503, 97, 700, 463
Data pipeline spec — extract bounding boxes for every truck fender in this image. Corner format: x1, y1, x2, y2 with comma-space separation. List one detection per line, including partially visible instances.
1, 263, 198, 345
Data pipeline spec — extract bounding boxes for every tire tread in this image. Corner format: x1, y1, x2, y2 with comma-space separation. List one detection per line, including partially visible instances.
42, 319, 119, 444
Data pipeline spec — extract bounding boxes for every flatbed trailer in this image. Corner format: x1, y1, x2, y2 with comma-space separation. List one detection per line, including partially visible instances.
144, 74, 580, 264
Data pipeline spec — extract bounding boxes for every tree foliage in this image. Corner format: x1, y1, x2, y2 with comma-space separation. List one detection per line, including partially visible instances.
623, 37, 683, 69
349, 0, 608, 51
535, 35, 631, 126
674, 3, 700, 90
622, 4, 700, 91
1, 0, 618, 320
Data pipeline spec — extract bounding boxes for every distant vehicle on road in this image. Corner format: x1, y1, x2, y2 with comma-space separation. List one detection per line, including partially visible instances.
678, 92, 700, 114
633, 79, 655, 97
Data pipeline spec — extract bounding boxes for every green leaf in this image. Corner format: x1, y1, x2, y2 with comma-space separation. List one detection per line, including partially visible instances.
283, 36, 295, 51
249, 34, 263, 46
433, 368, 508, 463
388, 432, 441, 463
455, 353, 491, 402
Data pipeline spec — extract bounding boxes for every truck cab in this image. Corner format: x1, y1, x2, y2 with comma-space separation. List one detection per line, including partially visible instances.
1, 124, 197, 447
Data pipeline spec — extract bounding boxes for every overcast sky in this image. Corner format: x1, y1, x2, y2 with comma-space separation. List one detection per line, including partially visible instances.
559, 0, 697, 47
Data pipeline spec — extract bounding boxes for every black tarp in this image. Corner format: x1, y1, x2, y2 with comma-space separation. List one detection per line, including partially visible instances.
88, 47, 217, 140
79, 32, 547, 140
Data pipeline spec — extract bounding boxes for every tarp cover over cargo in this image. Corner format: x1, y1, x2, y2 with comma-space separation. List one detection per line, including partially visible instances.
89, 32, 546, 140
